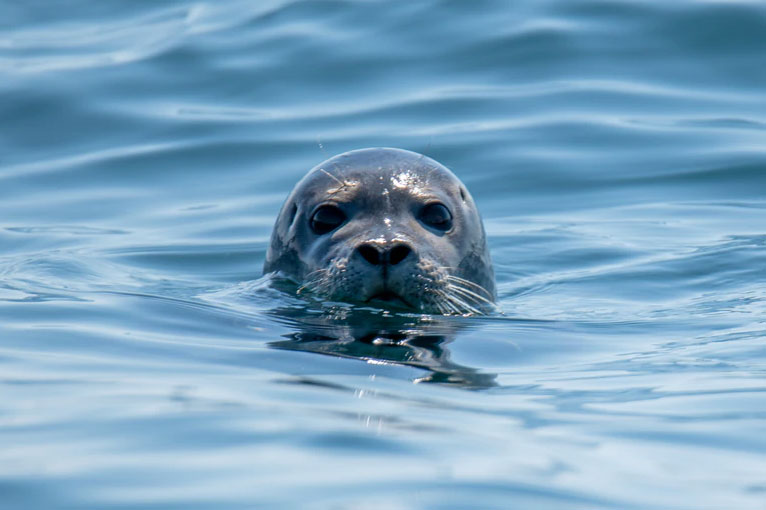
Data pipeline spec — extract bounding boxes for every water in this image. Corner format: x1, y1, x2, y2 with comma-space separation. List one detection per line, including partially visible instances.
1, 0, 765, 508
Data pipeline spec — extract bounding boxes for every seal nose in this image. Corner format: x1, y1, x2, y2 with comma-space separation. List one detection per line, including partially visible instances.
389, 244, 412, 265
356, 243, 413, 266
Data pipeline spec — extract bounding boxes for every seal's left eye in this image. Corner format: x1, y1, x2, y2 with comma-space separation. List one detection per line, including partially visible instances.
419, 203, 453, 231
310, 205, 346, 235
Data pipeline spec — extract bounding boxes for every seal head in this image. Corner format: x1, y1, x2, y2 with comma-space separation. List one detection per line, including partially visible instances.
264, 148, 495, 314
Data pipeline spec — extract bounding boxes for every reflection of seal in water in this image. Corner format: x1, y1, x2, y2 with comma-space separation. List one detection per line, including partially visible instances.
264, 148, 495, 314
268, 308, 497, 388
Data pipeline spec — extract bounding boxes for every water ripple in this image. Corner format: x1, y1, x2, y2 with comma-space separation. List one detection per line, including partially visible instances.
2, 0, 766, 508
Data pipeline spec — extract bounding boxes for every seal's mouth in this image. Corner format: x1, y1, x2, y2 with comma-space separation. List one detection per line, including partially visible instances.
366, 291, 413, 309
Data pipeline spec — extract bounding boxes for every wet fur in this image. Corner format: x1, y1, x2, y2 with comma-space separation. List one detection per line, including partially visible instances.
264, 148, 496, 315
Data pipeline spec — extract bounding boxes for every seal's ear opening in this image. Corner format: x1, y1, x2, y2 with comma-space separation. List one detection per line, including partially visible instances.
287, 203, 298, 227
459, 187, 467, 202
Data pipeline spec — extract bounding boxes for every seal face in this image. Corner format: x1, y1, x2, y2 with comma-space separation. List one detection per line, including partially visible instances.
264, 148, 495, 314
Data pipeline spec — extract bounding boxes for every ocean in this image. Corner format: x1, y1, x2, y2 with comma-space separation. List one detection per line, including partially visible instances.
1, 1, 765, 508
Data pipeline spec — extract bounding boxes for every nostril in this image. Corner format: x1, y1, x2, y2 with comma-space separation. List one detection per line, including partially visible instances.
357, 243, 413, 266
357, 244, 382, 265
389, 244, 412, 265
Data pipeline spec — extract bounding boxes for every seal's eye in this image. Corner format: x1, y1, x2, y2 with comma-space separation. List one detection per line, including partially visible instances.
419, 203, 453, 231
310, 205, 346, 235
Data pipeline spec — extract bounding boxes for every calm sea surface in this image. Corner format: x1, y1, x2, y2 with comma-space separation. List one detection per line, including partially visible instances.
2, 1, 766, 508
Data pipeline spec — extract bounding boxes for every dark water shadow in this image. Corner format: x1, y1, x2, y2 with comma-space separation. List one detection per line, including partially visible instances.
266, 305, 498, 389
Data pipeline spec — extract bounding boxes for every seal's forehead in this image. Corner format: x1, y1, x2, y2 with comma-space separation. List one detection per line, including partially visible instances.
389, 168, 429, 196
315, 167, 362, 197
301, 164, 451, 203
298, 148, 459, 201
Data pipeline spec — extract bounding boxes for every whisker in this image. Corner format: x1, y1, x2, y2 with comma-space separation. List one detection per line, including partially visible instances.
297, 269, 329, 295
434, 290, 459, 315
319, 167, 345, 188
448, 284, 494, 306
443, 300, 461, 315
442, 289, 480, 315
297, 281, 317, 295
445, 293, 481, 315
445, 275, 493, 299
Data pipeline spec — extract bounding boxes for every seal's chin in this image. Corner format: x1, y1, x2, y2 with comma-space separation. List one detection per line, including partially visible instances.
366, 291, 414, 310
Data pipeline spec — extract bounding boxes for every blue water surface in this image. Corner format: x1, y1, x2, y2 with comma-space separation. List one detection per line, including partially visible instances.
2, 1, 766, 509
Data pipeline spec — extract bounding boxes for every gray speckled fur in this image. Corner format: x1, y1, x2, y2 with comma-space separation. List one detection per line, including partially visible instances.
264, 148, 495, 313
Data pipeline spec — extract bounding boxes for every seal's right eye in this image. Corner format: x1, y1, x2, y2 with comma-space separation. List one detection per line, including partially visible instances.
310, 205, 346, 235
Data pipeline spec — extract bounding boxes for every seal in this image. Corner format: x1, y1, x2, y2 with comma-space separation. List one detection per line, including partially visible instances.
264, 148, 495, 314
